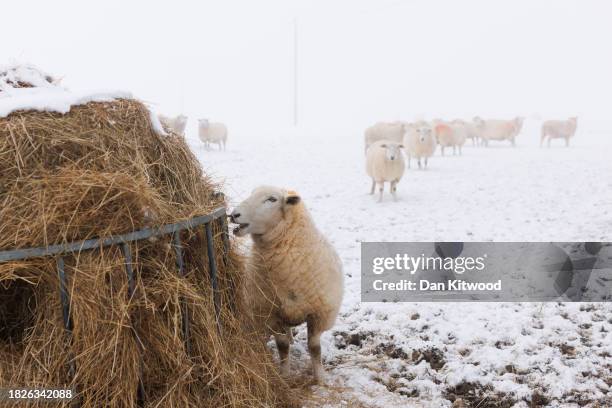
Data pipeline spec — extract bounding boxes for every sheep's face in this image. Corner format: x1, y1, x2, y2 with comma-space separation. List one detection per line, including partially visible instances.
380, 143, 403, 161
416, 126, 432, 143
230, 186, 301, 237
199, 119, 209, 128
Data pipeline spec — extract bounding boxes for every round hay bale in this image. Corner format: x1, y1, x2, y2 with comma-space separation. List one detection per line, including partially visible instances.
0, 84, 293, 406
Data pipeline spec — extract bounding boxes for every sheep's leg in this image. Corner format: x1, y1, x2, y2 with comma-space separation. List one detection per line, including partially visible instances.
548, 138, 551, 148
424, 157, 428, 168
274, 330, 291, 377
565, 137, 569, 147
369, 178, 376, 195
417, 158, 422, 169
441, 146, 445, 156
408, 155, 411, 169
307, 320, 324, 383
378, 182, 384, 203
391, 180, 398, 201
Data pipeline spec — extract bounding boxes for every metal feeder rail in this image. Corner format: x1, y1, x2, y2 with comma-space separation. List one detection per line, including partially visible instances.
0, 206, 230, 407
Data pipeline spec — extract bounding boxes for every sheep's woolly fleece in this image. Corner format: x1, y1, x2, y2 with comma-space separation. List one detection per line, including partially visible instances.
243, 187, 343, 337
0, 64, 165, 135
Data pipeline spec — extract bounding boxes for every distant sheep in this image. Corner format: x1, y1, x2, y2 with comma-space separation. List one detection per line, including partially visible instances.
198, 119, 227, 151
475, 117, 523, 147
364, 121, 408, 153
434, 123, 453, 156
454, 119, 482, 146
366, 140, 405, 202
541, 117, 578, 147
158, 114, 188, 136
230, 186, 344, 383
404, 124, 436, 169
433, 122, 465, 156
449, 121, 467, 155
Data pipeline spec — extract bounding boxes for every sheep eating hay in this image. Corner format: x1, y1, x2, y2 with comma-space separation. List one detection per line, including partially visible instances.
0, 65, 293, 407
230, 186, 344, 383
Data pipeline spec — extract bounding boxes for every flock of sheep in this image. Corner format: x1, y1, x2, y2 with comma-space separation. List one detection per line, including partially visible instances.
158, 114, 228, 150
365, 116, 578, 202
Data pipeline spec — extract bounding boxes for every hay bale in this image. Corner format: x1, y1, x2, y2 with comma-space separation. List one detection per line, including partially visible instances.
0, 64, 56, 91
0, 72, 293, 407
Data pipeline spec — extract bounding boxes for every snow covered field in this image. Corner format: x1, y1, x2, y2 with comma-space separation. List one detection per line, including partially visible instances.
188, 121, 612, 407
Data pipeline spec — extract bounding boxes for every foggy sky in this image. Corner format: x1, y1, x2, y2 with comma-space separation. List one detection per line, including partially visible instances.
2, 0, 611, 134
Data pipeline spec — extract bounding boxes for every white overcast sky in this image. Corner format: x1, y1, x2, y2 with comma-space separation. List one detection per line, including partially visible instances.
2, 0, 611, 134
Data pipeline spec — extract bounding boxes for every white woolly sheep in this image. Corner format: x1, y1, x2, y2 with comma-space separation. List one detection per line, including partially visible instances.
366, 140, 405, 202
198, 119, 228, 151
541, 117, 577, 147
230, 187, 344, 383
364, 121, 408, 153
403, 124, 436, 169
158, 114, 188, 136
475, 117, 524, 147
453, 119, 481, 146
450, 121, 468, 155
433, 122, 462, 156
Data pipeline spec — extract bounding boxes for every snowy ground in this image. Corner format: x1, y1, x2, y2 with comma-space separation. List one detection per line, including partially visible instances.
188, 121, 612, 408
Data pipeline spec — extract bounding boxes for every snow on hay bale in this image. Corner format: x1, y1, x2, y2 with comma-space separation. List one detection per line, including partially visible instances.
0, 64, 56, 90
0, 65, 293, 407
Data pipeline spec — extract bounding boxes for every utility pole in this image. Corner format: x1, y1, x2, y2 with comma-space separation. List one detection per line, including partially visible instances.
293, 17, 298, 127
179, 64, 185, 114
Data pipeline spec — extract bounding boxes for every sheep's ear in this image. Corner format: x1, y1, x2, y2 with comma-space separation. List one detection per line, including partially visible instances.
285, 190, 301, 205
398, 144, 404, 148
380, 144, 387, 148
